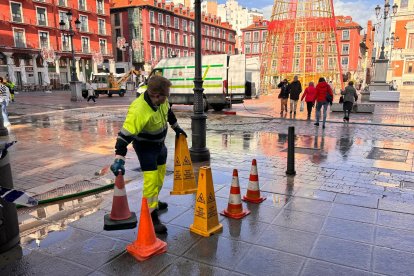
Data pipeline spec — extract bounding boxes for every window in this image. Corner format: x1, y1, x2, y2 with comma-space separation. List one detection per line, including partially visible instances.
306, 45, 312, 54
245, 32, 251, 42
294, 59, 300, 71
114, 13, 120, 26
190, 52, 194, 56
405, 61, 413, 73
98, 19, 105, 35
217, 29, 221, 39
160, 47, 165, 58
253, 31, 259, 42
342, 44, 349, 55
229, 45, 232, 54
159, 29, 164, 43
174, 32, 179, 45
79, 15, 88, 32
222, 30, 225, 39
166, 31, 171, 44
166, 15, 170, 26
211, 27, 215, 37
252, 43, 259, 53
316, 58, 323, 71
183, 50, 188, 57
190, 35, 194, 47
59, 11, 69, 29
151, 46, 156, 60
294, 33, 300, 41
150, 11, 155, 23
245, 44, 251, 54
36, 7, 47, 26
217, 41, 220, 52
99, 39, 107, 54
174, 17, 179, 29
328, 57, 336, 69
39, 31, 49, 48
341, 57, 349, 69
182, 20, 187, 31
11, 2, 23, 23
212, 40, 215, 51
183, 35, 187, 47
78, 0, 86, 11
58, 0, 67, 6
190, 21, 194, 32
400, 0, 408, 8
158, 13, 163, 25
13, 28, 25, 48
81, 37, 90, 53
62, 34, 71, 51
317, 32, 325, 41
262, 31, 267, 41
206, 26, 209, 36
205, 38, 209, 50
342, 30, 350, 40
150, 28, 155, 41
97, 0, 104, 14
167, 47, 172, 57
176, 49, 180, 57
295, 45, 300, 54
317, 44, 324, 53
408, 34, 414, 48
305, 58, 312, 71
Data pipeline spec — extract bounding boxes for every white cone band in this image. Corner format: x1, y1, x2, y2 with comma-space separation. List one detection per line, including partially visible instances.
247, 180, 259, 191
228, 193, 242, 204
113, 187, 127, 197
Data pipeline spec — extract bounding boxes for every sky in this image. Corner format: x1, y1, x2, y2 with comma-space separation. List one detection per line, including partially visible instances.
218, 0, 380, 30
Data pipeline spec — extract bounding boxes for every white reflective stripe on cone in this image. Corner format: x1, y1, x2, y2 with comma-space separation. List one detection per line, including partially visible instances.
231, 177, 239, 187
113, 187, 127, 197
247, 181, 259, 191
250, 166, 258, 175
228, 193, 242, 204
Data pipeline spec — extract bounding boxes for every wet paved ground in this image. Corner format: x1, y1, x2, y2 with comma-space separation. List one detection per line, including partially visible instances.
1, 88, 414, 275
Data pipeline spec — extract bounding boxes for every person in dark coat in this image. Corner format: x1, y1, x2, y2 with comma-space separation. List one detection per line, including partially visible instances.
277, 79, 289, 116
341, 81, 358, 122
288, 75, 302, 115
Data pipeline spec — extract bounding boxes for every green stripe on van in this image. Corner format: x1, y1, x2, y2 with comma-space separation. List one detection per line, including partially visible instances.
171, 84, 222, 88
187, 64, 224, 68
162, 66, 186, 69
169, 78, 186, 81
185, 77, 223, 81
229, 85, 245, 89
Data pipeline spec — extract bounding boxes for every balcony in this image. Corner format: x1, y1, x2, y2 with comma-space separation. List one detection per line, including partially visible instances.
57, 0, 67, 6
82, 47, 89, 53
100, 48, 107, 55
98, 28, 106, 35
62, 44, 71, 51
97, 8, 104, 15
12, 15, 23, 23
79, 4, 86, 11
38, 20, 47, 26
15, 41, 26, 48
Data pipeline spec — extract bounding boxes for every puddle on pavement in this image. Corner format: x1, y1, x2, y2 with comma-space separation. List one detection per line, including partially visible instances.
18, 191, 111, 252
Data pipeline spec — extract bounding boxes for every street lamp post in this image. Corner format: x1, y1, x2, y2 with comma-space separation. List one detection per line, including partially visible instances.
59, 11, 83, 101
123, 43, 132, 71
386, 32, 399, 64
367, 0, 398, 93
189, 0, 210, 162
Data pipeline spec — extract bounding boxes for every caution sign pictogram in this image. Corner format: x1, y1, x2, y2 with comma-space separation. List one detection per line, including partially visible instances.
190, 166, 223, 237
197, 193, 205, 204
171, 134, 197, 195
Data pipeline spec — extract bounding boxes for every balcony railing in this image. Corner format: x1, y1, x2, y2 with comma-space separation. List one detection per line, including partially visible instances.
82, 47, 89, 53
15, 41, 26, 48
79, 4, 86, 11
12, 15, 23, 23
38, 20, 47, 26
98, 28, 105, 35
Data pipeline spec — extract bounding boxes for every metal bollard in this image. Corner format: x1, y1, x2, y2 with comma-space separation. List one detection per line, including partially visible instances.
0, 143, 20, 253
286, 126, 296, 176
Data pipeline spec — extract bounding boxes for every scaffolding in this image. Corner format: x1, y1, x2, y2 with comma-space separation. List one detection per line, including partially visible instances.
260, 0, 343, 94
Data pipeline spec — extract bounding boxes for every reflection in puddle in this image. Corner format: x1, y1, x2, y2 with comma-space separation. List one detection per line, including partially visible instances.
19, 192, 108, 249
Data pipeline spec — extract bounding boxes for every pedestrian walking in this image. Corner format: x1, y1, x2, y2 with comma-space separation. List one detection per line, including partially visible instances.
277, 79, 289, 116
110, 75, 187, 234
300, 81, 317, 120
0, 77, 11, 127
5, 78, 15, 102
314, 77, 333, 129
86, 81, 96, 103
341, 81, 358, 122
288, 75, 302, 115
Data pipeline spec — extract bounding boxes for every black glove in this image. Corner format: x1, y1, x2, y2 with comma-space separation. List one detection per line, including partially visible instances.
110, 158, 125, 176
174, 127, 187, 138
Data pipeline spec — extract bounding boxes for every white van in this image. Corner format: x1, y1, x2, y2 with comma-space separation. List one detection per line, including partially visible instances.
141, 54, 246, 111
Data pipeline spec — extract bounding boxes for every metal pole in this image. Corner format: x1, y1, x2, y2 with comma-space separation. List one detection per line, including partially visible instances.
0, 105, 8, 137
189, 0, 210, 162
379, 14, 387, 60
69, 30, 78, 81
286, 126, 296, 175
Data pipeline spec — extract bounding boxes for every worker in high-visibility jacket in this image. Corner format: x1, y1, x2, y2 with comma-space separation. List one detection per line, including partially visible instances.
110, 75, 187, 234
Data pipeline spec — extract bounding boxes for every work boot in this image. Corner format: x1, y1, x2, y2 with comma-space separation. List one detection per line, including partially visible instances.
151, 210, 167, 234
158, 201, 168, 211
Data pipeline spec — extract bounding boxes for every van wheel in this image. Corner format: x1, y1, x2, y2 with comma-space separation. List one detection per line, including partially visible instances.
108, 93, 113, 97
211, 104, 225, 111
119, 93, 125, 97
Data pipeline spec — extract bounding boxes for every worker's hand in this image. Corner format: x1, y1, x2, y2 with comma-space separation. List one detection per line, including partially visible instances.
110, 158, 125, 176
174, 127, 187, 138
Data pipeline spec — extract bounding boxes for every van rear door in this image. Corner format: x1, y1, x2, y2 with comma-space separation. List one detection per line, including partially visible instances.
227, 54, 246, 103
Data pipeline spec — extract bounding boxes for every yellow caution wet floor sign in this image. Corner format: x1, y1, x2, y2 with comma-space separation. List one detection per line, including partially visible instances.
171, 134, 197, 195
190, 166, 223, 237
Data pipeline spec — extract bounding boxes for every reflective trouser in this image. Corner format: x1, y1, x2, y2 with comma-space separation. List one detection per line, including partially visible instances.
133, 141, 167, 211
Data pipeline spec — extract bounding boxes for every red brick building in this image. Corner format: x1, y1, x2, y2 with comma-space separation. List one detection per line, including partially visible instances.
0, 0, 112, 88
240, 19, 268, 59
110, 0, 237, 74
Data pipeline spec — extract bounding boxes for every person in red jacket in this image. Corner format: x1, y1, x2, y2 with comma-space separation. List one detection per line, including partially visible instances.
300, 81, 316, 120
314, 77, 333, 129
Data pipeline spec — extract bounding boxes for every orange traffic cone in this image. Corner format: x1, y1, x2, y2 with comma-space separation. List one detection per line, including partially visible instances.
126, 197, 167, 261
243, 159, 266, 203
221, 169, 250, 219
104, 173, 137, 231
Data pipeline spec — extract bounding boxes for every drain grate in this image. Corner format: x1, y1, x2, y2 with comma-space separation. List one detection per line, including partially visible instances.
366, 147, 408, 163
34, 180, 105, 201
281, 147, 320, 155
400, 181, 414, 190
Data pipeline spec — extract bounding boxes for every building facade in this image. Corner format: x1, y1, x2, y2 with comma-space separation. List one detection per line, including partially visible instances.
390, 0, 414, 86
110, 0, 237, 74
240, 19, 268, 59
0, 0, 113, 89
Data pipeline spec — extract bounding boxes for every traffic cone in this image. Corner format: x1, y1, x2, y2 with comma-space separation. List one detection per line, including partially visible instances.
104, 173, 137, 231
243, 159, 266, 203
221, 169, 250, 219
171, 134, 197, 195
126, 197, 167, 262
190, 166, 223, 237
